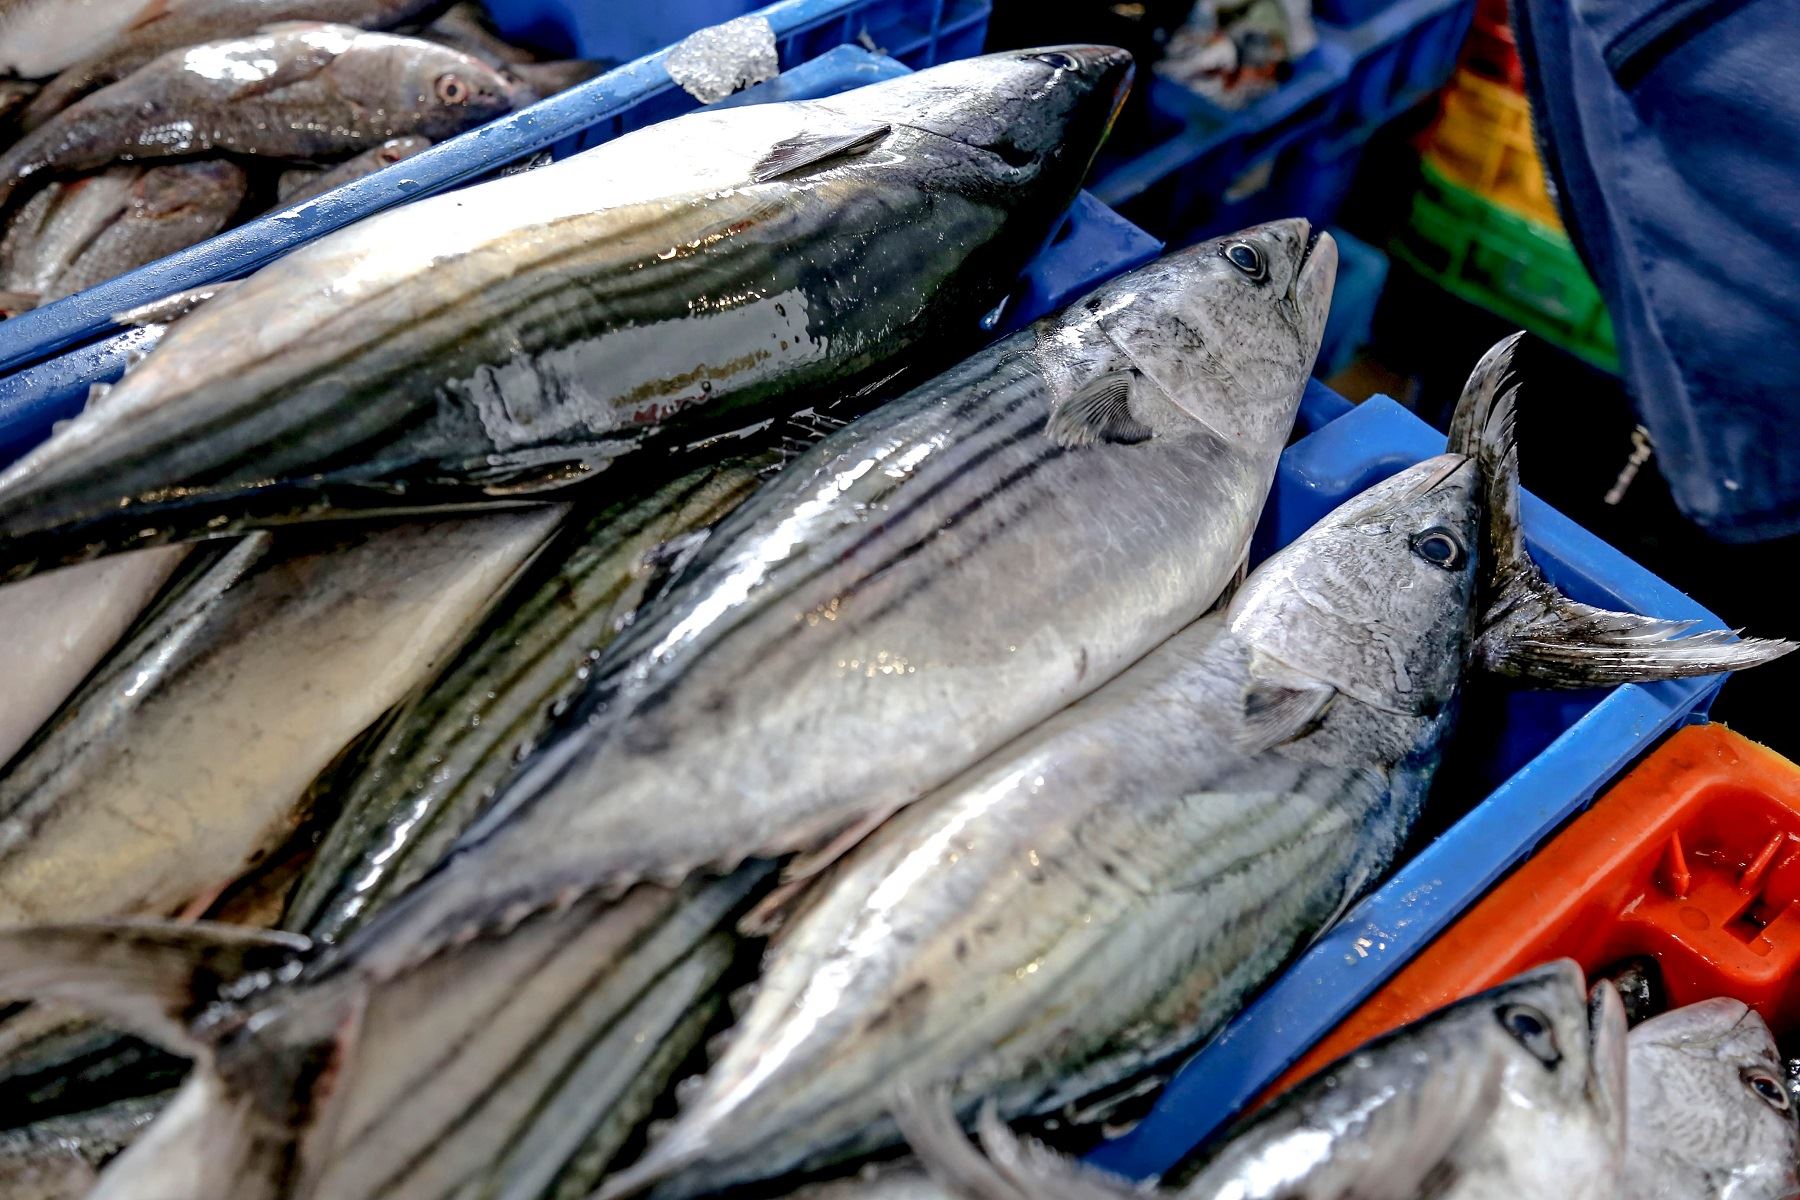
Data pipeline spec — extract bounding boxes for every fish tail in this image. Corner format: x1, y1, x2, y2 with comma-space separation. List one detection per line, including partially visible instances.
893, 1091, 1140, 1200
0, 920, 336, 1199
1469, 335, 1796, 685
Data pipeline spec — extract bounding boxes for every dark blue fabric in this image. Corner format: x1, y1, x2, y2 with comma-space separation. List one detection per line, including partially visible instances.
1515, 0, 1800, 541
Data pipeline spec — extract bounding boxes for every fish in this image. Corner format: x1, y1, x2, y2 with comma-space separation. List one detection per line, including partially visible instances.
0, 166, 144, 301
284, 456, 775, 946
0, 507, 565, 928
1, 160, 247, 307
0, 1092, 169, 1200
0, 868, 771, 1200
0, 45, 1132, 579
417, 1, 538, 67
896, 960, 1629, 1200
0, 547, 187, 769
275, 135, 431, 206
593, 334, 1790, 1198
324, 222, 1337, 974
1624, 999, 1800, 1200
0, 25, 514, 210
5, 0, 446, 122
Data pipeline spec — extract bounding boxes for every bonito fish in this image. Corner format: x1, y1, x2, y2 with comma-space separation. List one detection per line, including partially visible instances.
0, 46, 1131, 580
897, 961, 1628, 1200
594, 336, 1790, 1198
0, 1092, 168, 1200
329, 223, 1336, 970
0, 507, 564, 927
1, 0, 445, 117
0, 25, 513, 209
1624, 999, 1800, 1200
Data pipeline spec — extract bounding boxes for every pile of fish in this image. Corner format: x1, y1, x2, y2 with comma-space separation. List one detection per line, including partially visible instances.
0, 1, 600, 312
0, 30, 1786, 1200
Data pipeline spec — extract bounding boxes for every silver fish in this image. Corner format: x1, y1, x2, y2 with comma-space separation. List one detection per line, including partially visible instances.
275, 135, 431, 205
0, 547, 187, 768
596, 333, 1791, 1198
331, 223, 1336, 973
5, 0, 445, 120
29, 160, 246, 303
0, 25, 514, 208
0, 1092, 168, 1200
0, 166, 142, 299
285, 457, 775, 946
0, 46, 1131, 579
599, 352, 1482, 1199
897, 960, 1628, 1200
417, 2, 537, 68
1625, 999, 1800, 1200
0, 507, 564, 927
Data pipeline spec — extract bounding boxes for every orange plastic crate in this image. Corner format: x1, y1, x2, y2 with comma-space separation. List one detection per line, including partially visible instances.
1423, 67, 1561, 229
1272, 724, 1800, 1096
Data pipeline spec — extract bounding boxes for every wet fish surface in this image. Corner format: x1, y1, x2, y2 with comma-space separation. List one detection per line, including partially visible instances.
275, 136, 432, 206
0, 507, 564, 927
0, 548, 187, 769
1624, 999, 1800, 1200
899, 961, 1628, 1200
285, 457, 774, 945
330, 223, 1336, 971
0, 24, 514, 208
0, 1092, 168, 1200
1, 0, 445, 116
0, 46, 1131, 579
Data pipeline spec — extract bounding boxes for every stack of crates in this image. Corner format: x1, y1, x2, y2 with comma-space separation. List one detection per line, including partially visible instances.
1391, 0, 1620, 372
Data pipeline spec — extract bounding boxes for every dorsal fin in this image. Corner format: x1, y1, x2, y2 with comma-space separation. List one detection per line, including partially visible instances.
749, 125, 890, 183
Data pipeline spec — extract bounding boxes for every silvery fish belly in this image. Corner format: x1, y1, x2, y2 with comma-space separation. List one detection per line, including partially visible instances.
0, 507, 563, 926
0, 47, 1133, 581
340, 225, 1336, 967
0, 547, 187, 768
600, 440, 1478, 1199
1624, 999, 1800, 1200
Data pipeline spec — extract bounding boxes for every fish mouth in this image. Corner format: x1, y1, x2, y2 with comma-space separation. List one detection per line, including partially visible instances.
1586, 979, 1629, 1133
1293, 225, 1337, 341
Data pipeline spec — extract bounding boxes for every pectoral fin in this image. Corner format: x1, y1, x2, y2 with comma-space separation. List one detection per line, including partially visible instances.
1045, 371, 1153, 449
1235, 667, 1336, 755
750, 124, 890, 183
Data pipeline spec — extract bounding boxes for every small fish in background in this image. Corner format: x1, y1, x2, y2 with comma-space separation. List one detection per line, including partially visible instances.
1625, 999, 1800, 1200
897, 960, 1629, 1200
276, 136, 433, 206
1598, 955, 1668, 1025
0, 25, 516, 210
3, 0, 449, 126
1157, 0, 1318, 109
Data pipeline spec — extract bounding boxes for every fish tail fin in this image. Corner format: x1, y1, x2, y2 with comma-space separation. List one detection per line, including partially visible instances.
1466, 335, 1796, 685
893, 1090, 1142, 1200
0, 920, 343, 1200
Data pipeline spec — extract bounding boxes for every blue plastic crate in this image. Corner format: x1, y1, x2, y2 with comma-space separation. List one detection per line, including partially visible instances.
1083, 385, 1730, 1179
1317, 0, 1476, 145
1091, 41, 1352, 244
0, 48, 1151, 471
1315, 226, 1389, 377
0, 0, 993, 378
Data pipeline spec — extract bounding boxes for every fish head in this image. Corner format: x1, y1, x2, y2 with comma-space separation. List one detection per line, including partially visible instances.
394, 42, 517, 136
133, 160, 248, 219
840, 46, 1133, 185
1625, 999, 1800, 1200
1228, 448, 1480, 716
1032, 220, 1333, 454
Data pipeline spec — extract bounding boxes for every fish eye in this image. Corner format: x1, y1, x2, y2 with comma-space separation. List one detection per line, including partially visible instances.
435, 73, 471, 104
1410, 526, 1466, 570
1744, 1070, 1792, 1113
1224, 242, 1267, 282
1498, 1003, 1561, 1066
1032, 52, 1080, 71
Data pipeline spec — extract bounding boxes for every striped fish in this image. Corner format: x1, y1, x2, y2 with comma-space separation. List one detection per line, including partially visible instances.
339, 224, 1337, 970
0, 47, 1132, 581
